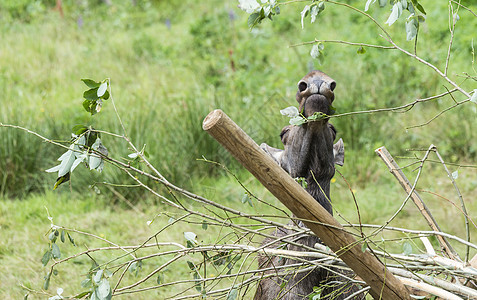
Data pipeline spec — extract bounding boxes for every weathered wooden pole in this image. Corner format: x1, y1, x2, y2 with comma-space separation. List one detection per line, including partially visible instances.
203, 109, 410, 300
375, 146, 459, 261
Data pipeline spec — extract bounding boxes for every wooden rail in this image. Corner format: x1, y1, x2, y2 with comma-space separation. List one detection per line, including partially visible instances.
203, 109, 411, 300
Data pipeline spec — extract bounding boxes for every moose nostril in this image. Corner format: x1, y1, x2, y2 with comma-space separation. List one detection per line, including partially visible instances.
298, 81, 308, 92
329, 81, 336, 91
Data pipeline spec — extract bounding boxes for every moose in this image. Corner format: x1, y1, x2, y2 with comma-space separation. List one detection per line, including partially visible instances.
255, 71, 364, 299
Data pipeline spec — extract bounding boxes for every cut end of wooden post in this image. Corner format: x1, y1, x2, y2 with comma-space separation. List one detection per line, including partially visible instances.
202, 109, 225, 131
375, 146, 385, 154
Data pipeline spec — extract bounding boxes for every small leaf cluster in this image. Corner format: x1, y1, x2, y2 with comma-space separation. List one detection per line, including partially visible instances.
46, 126, 108, 190
238, 0, 280, 29
310, 42, 325, 64
366, 0, 426, 41
280, 106, 333, 126
212, 251, 242, 275
186, 259, 204, 294
184, 231, 198, 248
81, 79, 110, 115
301, 1, 325, 29
128, 260, 143, 277
308, 286, 323, 300
81, 267, 113, 300
295, 177, 308, 189
41, 229, 76, 290
241, 192, 253, 207
127, 144, 150, 166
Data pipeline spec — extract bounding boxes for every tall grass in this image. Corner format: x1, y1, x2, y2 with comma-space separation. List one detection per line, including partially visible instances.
0, 0, 475, 198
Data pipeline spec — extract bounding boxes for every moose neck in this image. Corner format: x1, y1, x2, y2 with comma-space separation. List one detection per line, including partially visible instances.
300, 122, 335, 215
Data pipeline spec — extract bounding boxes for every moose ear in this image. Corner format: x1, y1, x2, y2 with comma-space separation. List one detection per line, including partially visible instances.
333, 138, 345, 166
260, 143, 284, 165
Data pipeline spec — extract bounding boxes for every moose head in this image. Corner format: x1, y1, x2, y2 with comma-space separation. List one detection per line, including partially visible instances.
261, 70, 344, 214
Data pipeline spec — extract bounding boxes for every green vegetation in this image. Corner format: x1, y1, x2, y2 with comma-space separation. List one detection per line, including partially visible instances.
0, 0, 476, 299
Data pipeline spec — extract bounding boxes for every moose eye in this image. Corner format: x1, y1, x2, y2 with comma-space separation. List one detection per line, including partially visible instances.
298, 81, 308, 92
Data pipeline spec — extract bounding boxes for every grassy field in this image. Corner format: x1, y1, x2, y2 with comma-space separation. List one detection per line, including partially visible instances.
1, 0, 476, 299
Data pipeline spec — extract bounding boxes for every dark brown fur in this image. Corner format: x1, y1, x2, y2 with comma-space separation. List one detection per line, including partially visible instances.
256, 71, 364, 300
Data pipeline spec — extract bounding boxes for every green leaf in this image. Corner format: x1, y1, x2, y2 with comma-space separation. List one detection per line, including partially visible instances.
184, 232, 197, 244
67, 232, 76, 246
202, 221, 208, 230
307, 112, 326, 121
41, 250, 52, 266
289, 116, 306, 126
97, 278, 111, 300
238, 0, 260, 14
83, 88, 99, 100
45, 164, 61, 173
43, 272, 51, 290
405, 18, 418, 41
470, 90, 477, 104
241, 193, 253, 207
156, 273, 164, 284
385, 3, 401, 26
247, 12, 262, 29
361, 242, 368, 252
357, 46, 366, 54
452, 171, 458, 180
310, 5, 319, 24
411, 0, 426, 15
295, 177, 308, 189
49, 231, 57, 241
365, 0, 376, 11
93, 270, 103, 284
72, 125, 88, 135
81, 278, 92, 288
57, 149, 76, 177
60, 230, 66, 242
402, 241, 413, 255
53, 173, 70, 190
227, 288, 239, 300
82, 99, 92, 114
90, 290, 98, 300
51, 243, 61, 259
300, 5, 310, 29
128, 261, 142, 276
310, 43, 321, 59
280, 106, 299, 117
97, 81, 108, 97
101, 90, 110, 100
187, 261, 196, 270
81, 79, 100, 88
74, 291, 91, 298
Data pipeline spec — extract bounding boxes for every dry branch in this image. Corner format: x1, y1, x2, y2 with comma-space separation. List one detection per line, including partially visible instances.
375, 146, 459, 260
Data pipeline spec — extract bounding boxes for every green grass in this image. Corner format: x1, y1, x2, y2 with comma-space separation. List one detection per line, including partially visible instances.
1, 0, 476, 197
0, 0, 476, 298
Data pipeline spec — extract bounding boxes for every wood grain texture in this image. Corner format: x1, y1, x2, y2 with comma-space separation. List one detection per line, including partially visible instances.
203, 109, 411, 300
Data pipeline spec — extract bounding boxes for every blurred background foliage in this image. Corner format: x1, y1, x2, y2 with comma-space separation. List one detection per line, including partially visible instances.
0, 0, 476, 199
